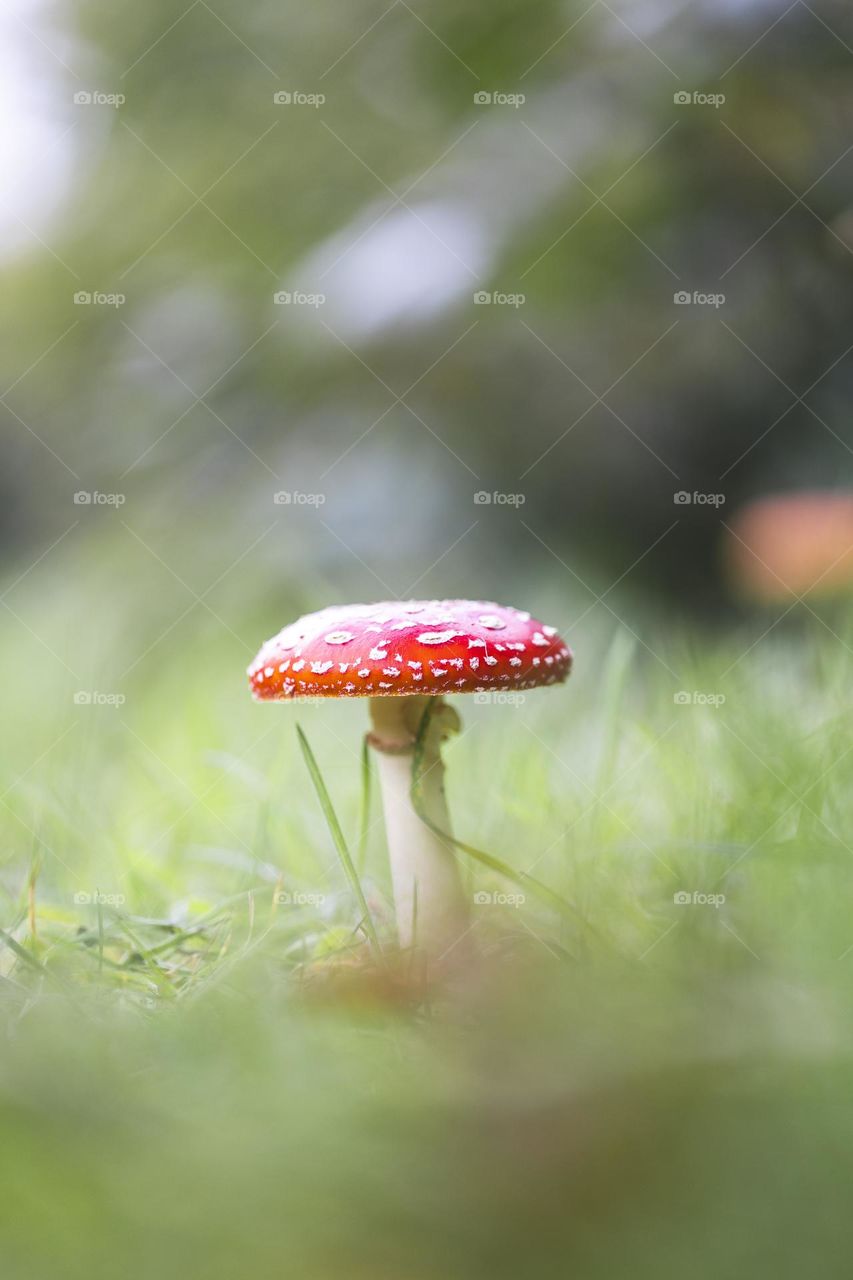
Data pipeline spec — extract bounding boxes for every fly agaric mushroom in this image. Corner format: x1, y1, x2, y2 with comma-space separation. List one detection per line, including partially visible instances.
248, 600, 572, 963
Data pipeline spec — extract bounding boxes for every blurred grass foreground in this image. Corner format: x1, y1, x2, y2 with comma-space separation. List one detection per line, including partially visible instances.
4, 0, 853, 1276
4, 615, 853, 1279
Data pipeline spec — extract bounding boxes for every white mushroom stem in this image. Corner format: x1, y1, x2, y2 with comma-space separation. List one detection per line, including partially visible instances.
368, 695, 469, 964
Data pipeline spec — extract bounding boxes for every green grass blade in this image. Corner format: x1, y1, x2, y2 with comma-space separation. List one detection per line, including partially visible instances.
597, 629, 636, 797
96, 894, 105, 979
107, 914, 176, 994
0, 925, 47, 974
356, 732, 372, 872
296, 724, 382, 959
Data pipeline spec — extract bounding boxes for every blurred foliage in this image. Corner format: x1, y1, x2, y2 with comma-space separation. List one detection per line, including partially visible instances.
3, 614, 853, 1277
3, 6, 853, 1272
3, 0, 853, 614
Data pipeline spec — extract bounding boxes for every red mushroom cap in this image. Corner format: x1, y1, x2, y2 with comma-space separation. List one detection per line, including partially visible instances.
248, 600, 572, 701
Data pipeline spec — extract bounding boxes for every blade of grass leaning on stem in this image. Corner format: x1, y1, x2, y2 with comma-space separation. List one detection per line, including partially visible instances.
409, 702, 593, 936
296, 724, 383, 961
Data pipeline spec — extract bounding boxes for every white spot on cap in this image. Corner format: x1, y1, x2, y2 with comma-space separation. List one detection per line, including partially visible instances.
468, 638, 486, 649
358, 668, 371, 678
407, 660, 422, 669
311, 661, 333, 674
368, 646, 387, 660
531, 632, 548, 647
478, 614, 506, 630
469, 657, 480, 670
382, 667, 400, 677
484, 656, 498, 666
291, 660, 305, 672
278, 662, 289, 673
417, 630, 460, 645
324, 631, 354, 645
264, 667, 274, 678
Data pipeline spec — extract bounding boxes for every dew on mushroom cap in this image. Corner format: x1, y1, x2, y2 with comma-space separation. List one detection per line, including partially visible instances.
248, 600, 571, 702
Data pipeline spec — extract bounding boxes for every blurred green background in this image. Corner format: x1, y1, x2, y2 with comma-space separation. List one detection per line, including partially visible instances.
3, 1, 853, 1277
4, 0, 853, 626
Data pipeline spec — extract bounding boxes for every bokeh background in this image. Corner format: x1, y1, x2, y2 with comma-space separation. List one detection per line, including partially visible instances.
4, 2, 853, 1278
5, 0, 853, 636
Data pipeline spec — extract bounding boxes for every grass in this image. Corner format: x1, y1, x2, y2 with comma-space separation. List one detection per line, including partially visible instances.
2, 585, 853, 1278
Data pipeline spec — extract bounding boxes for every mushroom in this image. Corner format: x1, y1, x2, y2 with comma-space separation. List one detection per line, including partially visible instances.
248, 600, 572, 965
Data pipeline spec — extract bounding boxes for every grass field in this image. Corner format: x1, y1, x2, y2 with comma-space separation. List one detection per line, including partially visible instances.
2, 576, 853, 1278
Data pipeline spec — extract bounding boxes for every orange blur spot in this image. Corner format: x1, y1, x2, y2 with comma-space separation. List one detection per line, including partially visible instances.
727, 491, 853, 602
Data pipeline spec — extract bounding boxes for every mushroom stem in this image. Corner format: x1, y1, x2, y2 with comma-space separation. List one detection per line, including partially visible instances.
368, 695, 469, 964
